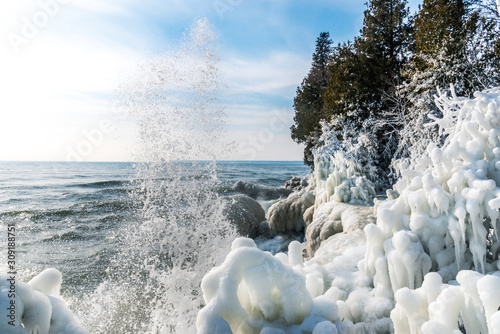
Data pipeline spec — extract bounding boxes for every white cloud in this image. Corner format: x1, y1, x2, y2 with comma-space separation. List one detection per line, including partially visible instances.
224, 51, 310, 97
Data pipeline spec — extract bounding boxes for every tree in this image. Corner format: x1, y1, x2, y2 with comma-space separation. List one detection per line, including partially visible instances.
291, 32, 332, 166
393, 0, 500, 173
354, 0, 411, 171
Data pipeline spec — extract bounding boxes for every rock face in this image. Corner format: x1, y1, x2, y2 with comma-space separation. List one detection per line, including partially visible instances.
283, 176, 308, 191
232, 181, 293, 200
218, 194, 266, 238
267, 190, 315, 233
305, 201, 376, 257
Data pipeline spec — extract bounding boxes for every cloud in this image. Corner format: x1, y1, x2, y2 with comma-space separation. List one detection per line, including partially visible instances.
223, 51, 310, 98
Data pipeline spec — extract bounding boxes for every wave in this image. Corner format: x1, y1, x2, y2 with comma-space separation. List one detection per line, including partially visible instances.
42, 231, 85, 242
69, 180, 129, 188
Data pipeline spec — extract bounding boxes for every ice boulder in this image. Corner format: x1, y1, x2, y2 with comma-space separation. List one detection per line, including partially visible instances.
0, 269, 88, 334
305, 201, 375, 257
267, 189, 315, 233
197, 238, 341, 334
218, 194, 266, 238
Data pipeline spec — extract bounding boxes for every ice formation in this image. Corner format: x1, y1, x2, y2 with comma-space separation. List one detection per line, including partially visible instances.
312, 152, 376, 207
198, 87, 500, 333
0, 269, 88, 334
267, 190, 315, 233
392, 270, 500, 333
364, 87, 500, 296
305, 202, 375, 257
196, 238, 343, 334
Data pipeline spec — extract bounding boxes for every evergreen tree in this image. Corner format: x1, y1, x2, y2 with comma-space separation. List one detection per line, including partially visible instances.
291, 32, 332, 166
354, 0, 411, 170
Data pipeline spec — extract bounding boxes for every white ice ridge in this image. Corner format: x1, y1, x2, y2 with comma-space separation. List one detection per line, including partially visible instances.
0, 269, 88, 334
362, 87, 500, 297
392, 270, 500, 333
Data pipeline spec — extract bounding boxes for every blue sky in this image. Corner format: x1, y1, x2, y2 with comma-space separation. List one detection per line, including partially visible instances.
0, 0, 421, 162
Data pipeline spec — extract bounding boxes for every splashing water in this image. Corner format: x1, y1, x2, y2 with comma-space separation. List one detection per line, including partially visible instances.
73, 18, 237, 333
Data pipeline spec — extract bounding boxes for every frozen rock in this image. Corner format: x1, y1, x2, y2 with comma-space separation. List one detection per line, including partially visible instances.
218, 194, 266, 238
267, 190, 315, 233
232, 181, 293, 200
306, 202, 375, 257
284, 176, 309, 191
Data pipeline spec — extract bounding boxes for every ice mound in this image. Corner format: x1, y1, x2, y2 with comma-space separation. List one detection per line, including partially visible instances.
0, 269, 88, 334
197, 237, 396, 333
306, 202, 375, 257
392, 270, 500, 333
197, 238, 344, 334
362, 87, 500, 297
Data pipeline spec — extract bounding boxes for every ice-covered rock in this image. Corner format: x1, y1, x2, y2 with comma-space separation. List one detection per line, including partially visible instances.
267, 190, 315, 233
283, 176, 308, 191
363, 87, 500, 297
305, 202, 375, 257
196, 238, 342, 334
232, 181, 293, 200
0, 269, 88, 334
218, 194, 266, 238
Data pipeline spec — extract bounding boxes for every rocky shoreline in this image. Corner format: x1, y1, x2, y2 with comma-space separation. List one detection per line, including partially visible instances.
222, 173, 378, 260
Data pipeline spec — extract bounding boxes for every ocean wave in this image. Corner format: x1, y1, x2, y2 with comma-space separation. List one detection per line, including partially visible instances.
69, 180, 129, 188
42, 231, 85, 242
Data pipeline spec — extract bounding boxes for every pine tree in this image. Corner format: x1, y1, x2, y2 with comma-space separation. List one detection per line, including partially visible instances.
291, 32, 332, 166
354, 0, 411, 170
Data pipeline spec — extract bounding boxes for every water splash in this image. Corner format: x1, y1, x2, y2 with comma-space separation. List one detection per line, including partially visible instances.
73, 18, 237, 333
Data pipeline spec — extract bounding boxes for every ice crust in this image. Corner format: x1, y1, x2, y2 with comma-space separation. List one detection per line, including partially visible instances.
0, 269, 89, 334
197, 87, 500, 333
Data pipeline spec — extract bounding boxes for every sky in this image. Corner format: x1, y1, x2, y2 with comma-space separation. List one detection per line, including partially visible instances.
0, 0, 422, 162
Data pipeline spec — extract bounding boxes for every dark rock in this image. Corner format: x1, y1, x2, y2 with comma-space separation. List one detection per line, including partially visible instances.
232, 181, 293, 200
218, 194, 266, 238
283, 176, 308, 191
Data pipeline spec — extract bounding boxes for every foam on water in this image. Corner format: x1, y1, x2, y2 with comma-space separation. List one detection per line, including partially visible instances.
71, 18, 238, 333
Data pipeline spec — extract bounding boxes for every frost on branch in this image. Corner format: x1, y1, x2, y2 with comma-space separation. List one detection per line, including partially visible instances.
311, 121, 378, 207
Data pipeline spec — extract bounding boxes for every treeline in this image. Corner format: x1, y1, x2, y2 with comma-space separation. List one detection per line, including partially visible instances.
291, 0, 500, 183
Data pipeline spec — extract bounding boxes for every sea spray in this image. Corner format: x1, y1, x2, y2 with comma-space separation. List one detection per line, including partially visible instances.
74, 18, 237, 333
